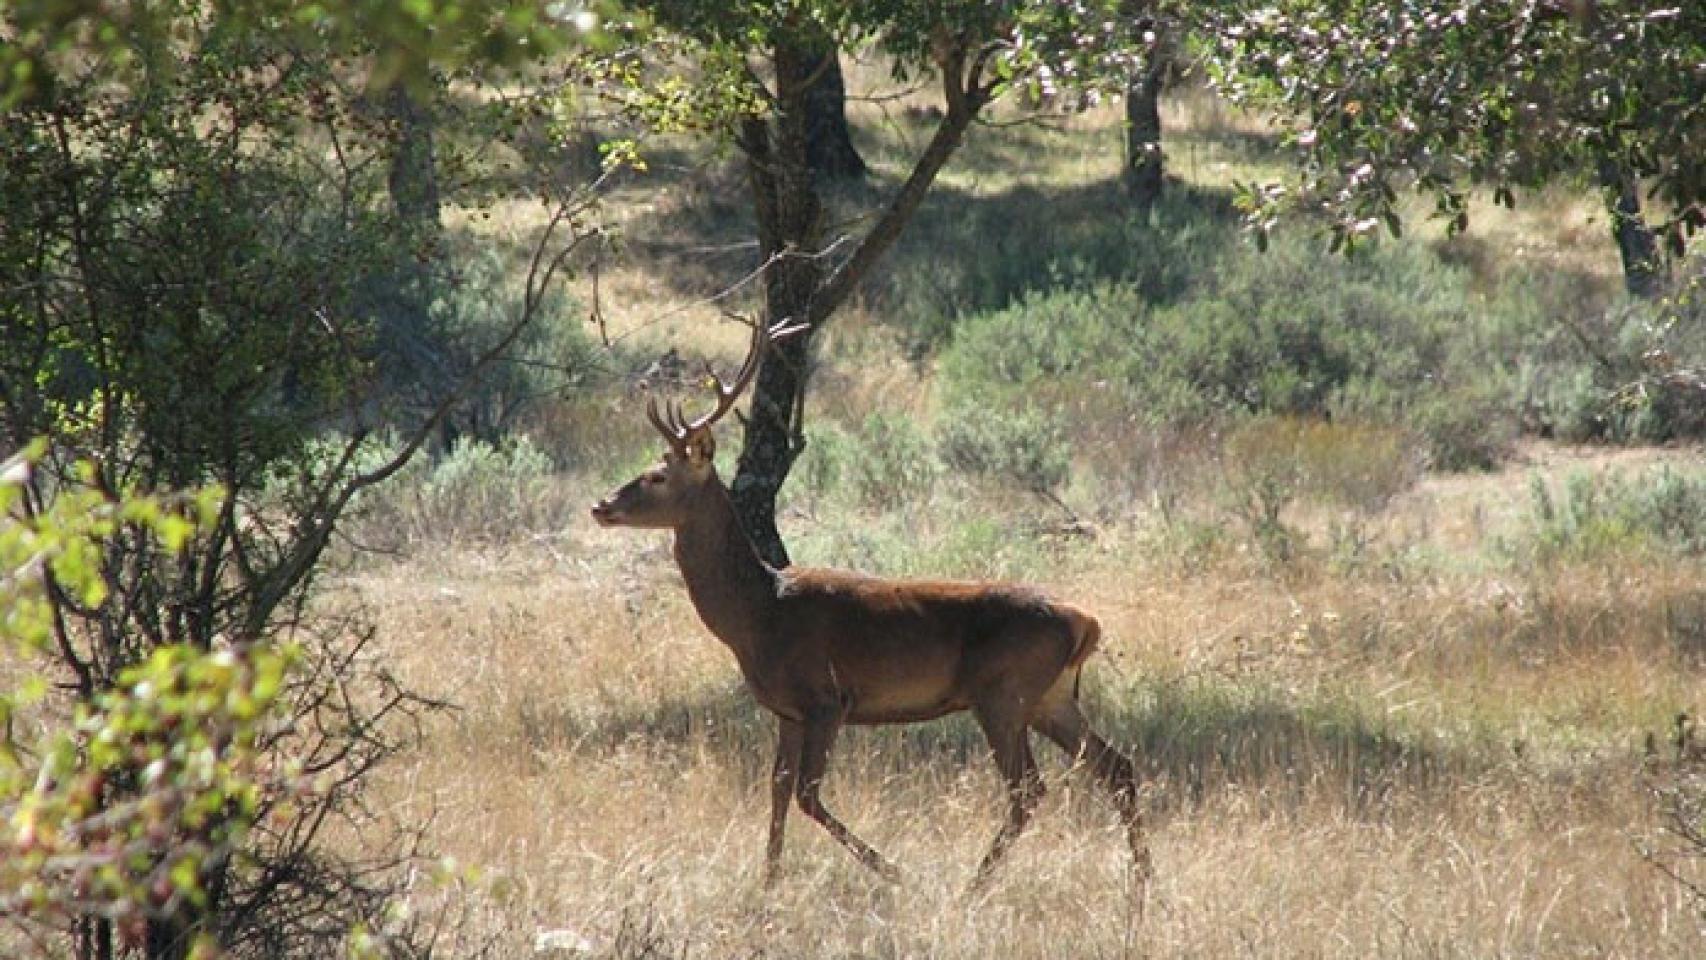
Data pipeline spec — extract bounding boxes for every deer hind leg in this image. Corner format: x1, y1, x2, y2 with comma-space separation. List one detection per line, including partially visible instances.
794, 708, 901, 883
969, 701, 1046, 889
1033, 695, 1152, 883
765, 717, 803, 885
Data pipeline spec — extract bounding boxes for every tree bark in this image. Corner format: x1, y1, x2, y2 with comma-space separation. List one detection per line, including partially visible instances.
732, 38, 826, 568
1123, 36, 1166, 207
1598, 159, 1665, 298
804, 46, 866, 181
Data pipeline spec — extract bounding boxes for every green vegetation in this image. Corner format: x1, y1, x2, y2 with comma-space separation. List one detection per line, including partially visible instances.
1522, 466, 1706, 563
1205, 0, 1706, 295
0, 3, 605, 957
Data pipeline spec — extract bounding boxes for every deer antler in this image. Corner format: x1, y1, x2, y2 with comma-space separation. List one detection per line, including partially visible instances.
646, 319, 809, 453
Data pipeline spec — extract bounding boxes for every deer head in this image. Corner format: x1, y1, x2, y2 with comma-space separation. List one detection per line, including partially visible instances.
591, 319, 807, 530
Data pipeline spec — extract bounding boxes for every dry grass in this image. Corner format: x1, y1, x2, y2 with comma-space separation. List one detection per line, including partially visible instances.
344, 442, 1706, 959
327, 65, 1703, 957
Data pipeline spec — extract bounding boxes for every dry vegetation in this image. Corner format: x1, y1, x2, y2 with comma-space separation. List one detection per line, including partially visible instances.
329, 81, 1706, 959
339, 439, 1706, 959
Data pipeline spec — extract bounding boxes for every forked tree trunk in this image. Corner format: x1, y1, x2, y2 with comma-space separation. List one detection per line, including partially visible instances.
733, 38, 827, 568
730, 27, 990, 566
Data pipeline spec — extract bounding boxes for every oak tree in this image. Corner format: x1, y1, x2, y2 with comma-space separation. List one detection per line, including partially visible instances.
1206, 0, 1705, 296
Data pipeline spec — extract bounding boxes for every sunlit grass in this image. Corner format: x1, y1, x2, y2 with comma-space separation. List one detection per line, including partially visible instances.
345, 441, 1706, 958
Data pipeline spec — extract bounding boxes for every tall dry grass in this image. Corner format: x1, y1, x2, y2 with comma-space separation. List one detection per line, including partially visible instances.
342, 443, 1706, 959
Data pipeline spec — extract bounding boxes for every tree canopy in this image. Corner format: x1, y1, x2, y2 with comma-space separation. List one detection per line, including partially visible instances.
1205, 0, 1704, 287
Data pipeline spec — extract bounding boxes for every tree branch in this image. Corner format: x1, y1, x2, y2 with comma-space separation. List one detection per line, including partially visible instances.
806, 45, 988, 326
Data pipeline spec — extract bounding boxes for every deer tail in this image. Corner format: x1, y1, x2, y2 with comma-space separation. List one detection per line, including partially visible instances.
1062, 607, 1102, 701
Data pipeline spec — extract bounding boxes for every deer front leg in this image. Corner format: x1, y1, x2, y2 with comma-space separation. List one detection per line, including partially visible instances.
765, 716, 803, 886
795, 707, 901, 883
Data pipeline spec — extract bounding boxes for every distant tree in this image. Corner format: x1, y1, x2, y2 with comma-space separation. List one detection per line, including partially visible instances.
1205, 0, 1705, 295
632, 1, 1148, 564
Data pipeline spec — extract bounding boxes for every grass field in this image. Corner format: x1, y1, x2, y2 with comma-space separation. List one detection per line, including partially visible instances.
330, 79, 1706, 959
344, 439, 1706, 959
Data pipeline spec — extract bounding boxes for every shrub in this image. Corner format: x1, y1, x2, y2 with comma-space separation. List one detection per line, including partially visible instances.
885, 185, 1240, 353
795, 421, 858, 501
1219, 418, 1307, 562
1515, 280, 1706, 444
848, 412, 939, 510
1523, 466, 1706, 562
343, 434, 570, 546
1218, 417, 1422, 563
375, 237, 602, 449
1340, 382, 1517, 472
936, 406, 1072, 496
931, 229, 1550, 472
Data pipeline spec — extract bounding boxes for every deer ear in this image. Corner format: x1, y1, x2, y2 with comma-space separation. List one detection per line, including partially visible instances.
685, 429, 716, 465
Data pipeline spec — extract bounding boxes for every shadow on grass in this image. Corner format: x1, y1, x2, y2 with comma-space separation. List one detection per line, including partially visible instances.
592, 153, 1250, 356
432, 94, 1255, 345
1085, 679, 1455, 816
534, 670, 1459, 816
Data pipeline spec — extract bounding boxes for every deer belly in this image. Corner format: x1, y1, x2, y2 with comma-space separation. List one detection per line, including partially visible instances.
845, 674, 968, 724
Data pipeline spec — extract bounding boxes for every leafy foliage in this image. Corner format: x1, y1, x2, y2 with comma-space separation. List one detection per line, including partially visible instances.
1, 448, 285, 955
934, 226, 1532, 465
1204, 0, 1706, 258
0, 0, 608, 107
0, 4, 601, 956
937, 406, 1072, 498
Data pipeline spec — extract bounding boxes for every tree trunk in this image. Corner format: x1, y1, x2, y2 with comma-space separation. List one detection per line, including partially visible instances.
1123, 40, 1166, 207
387, 85, 442, 247
1597, 159, 1665, 298
383, 84, 454, 442
144, 915, 196, 960
729, 31, 990, 566
732, 39, 826, 568
804, 46, 866, 181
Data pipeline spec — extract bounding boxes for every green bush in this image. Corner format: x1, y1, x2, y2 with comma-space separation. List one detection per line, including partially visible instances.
376, 237, 602, 452
848, 412, 939, 510
900, 201, 1696, 481
887, 186, 1240, 353
338, 433, 570, 546
1524, 466, 1706, 562
795, 421, 858, 501
1514, 280, 1706, 444
933, 230, 1546, 471
1338, 379, 1516, 471
791, 413, 941, 511
936, 406, 1072, 495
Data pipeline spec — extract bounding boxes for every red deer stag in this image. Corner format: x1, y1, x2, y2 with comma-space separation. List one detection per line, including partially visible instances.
591, 320, 1149, 887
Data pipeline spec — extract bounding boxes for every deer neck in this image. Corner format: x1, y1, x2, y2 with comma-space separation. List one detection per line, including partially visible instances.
671, 475, 778, 664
